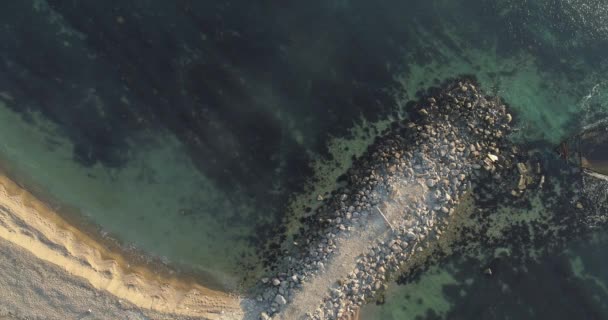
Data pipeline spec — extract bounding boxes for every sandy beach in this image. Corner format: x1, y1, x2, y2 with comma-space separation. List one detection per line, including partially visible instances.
0, 174, 244, 320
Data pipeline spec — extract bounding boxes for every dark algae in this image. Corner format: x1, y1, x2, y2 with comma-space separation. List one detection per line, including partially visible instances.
0, 1, 608, 319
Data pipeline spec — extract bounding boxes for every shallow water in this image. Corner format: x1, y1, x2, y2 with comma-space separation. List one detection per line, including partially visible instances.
1, 0, 608, 318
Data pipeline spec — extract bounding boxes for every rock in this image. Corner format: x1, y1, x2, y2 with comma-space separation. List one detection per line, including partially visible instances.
331, 288, 342, 298
506, 113, 513, 123
426, 179, 436, 188
275, 294, 287, 305
374, 281, 382, 290
260, 312, 271, 320
272, 278, 281, 286
406, 231, 417, 239
317, 194, 324, 201
576, 202, 584, 209
484, 268, 493, 276
539, 175, 545, 188
517, 162, 527, 174
518, 175, 526, 190
487, 153, 499, 162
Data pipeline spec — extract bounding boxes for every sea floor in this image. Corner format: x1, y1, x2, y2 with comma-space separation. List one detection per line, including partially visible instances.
0, 101, 258, 290
0, 0, 608, 319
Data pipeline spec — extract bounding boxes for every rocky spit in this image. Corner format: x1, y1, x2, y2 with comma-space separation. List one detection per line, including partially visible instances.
252, 78, 519, 320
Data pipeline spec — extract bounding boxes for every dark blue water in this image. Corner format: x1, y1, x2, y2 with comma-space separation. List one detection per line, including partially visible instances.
0, 0, 607, 317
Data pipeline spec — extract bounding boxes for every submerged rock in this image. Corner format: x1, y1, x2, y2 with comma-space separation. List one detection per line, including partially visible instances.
251, 77, 521, 320
248, 77, 608, 320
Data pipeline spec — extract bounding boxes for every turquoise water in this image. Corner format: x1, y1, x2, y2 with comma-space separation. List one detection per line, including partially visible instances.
0, 0, 608, 318
0, 106, 261, 289
358, 1, 608, 318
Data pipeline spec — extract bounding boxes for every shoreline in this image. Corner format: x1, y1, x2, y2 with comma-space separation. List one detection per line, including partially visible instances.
0, 152, 235, 292
0, 173, 244, 319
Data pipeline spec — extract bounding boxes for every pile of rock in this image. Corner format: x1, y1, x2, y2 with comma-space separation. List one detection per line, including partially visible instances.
255, 78, 518, 320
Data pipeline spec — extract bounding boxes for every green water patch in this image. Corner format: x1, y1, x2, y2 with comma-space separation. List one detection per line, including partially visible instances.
0, 101, 265, 290
368, 247, 608, 320
360, 266, 460, 320
359, 188, 608, 320
566, 232, 608, 300
393, 22, 596, 145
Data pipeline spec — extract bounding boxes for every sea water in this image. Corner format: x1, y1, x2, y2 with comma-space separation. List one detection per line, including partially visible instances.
358, 1, 608, 319
0, 0, 607, 318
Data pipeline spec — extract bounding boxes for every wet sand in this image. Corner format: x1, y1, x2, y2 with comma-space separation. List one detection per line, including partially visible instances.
0, 174, 243, 320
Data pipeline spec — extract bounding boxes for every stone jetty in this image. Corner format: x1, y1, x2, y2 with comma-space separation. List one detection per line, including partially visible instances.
253, 78, 518, 320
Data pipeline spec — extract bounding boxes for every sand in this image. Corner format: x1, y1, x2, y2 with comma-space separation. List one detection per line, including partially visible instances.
0, 174, 244, 320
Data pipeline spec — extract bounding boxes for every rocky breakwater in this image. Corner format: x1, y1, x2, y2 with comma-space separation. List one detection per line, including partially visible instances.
253, 78, 517, 320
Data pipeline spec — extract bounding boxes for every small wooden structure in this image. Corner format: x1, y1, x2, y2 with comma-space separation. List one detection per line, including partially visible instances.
558, 120, 608, 178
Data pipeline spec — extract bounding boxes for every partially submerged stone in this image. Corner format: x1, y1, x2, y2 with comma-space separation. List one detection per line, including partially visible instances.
253, 78, 518, 320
